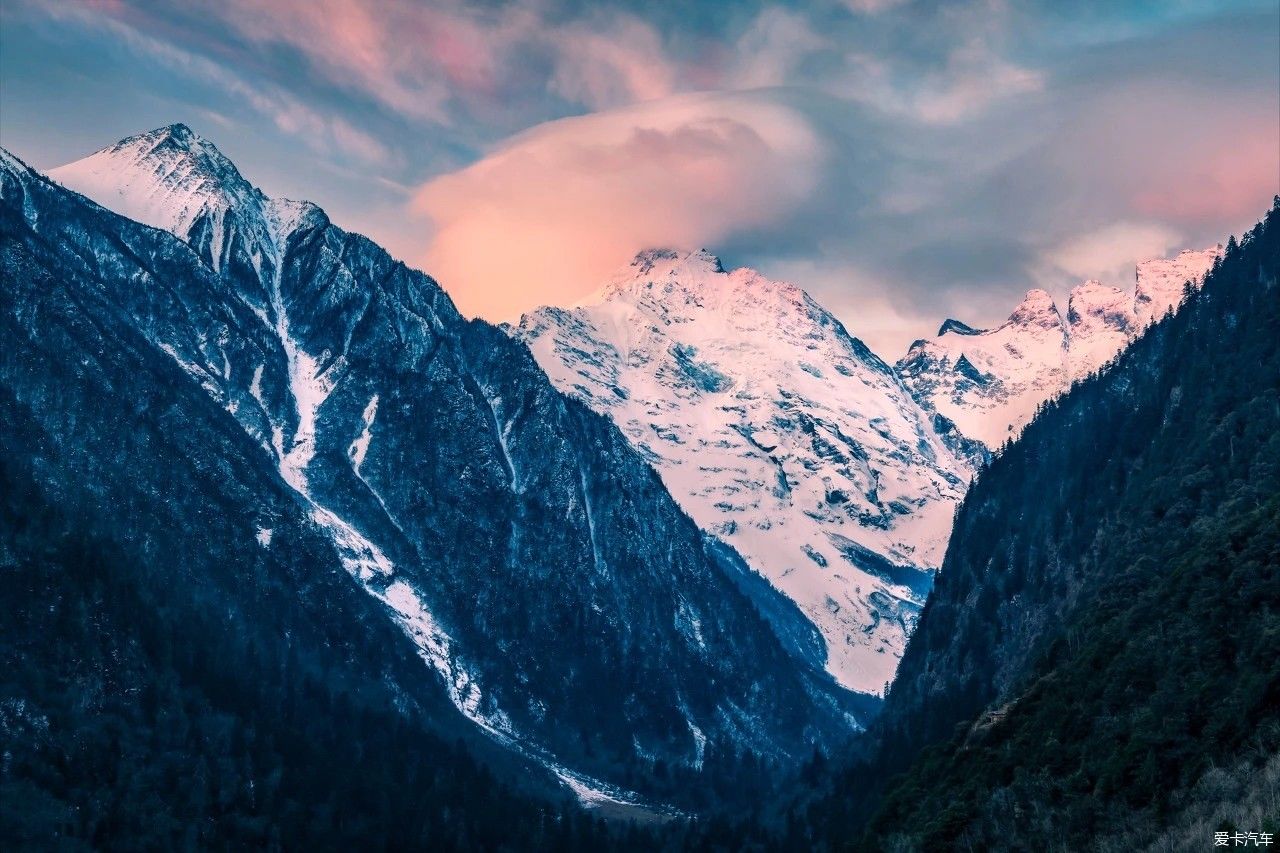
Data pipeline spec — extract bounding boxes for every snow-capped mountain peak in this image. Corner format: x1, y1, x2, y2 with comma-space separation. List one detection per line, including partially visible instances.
588, 248, 841, 339
1066, 280, 1137, 379
1067, 280, 1132, 325
1008, 288, 1065, 329
49, 124, 332, 317
628, 247, 724, 276
1134, 244, 1223, 326
49, 123, 264, 246
897, 289, 1069, 455
517, 253, 969, 695
587, 248, 731, 313
898, 245, 1223, 454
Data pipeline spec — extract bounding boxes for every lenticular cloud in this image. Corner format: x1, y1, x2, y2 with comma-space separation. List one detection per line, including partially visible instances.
414, 92, 824, 320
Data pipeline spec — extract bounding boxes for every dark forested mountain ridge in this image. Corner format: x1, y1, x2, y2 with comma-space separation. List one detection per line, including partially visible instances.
1, 125, 860, 837
0, 151, 595, 848
801, 200, 1280, 850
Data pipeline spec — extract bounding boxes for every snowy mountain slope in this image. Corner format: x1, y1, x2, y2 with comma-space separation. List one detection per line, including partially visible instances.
516, 249, 968, 695
1066, 280, 1138, 381
24, 126, 860, 807
1134, 246, 1224, 326
48, 123, 263, 246
897, 247, 1221, 454
897, 289, 1069, 454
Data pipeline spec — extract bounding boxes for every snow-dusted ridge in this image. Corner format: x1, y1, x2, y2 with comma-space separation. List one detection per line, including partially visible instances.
897, 246, 1222, 453
54, 128, 506, 759
517, 249, 969, 695
49, 123, 271, 275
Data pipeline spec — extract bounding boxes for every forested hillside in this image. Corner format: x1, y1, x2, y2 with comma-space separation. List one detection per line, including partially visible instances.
799, 199, 1280, 851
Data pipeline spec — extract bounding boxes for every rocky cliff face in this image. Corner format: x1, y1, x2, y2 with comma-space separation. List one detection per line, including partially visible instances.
9, 127, 859, 808
516, 249, 968, 695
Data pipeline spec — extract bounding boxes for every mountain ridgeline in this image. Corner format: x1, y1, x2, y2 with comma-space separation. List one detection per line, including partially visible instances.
896, 246, 1220, 459
516, 244, 1221, 701
0, 124, 863, 844
799, 200, 1280, 850
3, 118, 1275, 852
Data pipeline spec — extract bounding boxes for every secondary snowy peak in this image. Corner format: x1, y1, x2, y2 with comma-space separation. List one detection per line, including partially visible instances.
1135, 245, 1222, 326
898, 290, 1069, 453
1067, 280, 1132, 329
517, 250, 968, 695
898, 245, 1222, 454
1066, 280, 1137, 381
1008, 288, 1065, 329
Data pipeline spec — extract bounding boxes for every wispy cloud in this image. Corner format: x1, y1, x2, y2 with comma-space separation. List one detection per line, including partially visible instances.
548, 13, 678, 108
26, 1, 397, 165
1039, 220, 1184, 289
729, 7, 830, 89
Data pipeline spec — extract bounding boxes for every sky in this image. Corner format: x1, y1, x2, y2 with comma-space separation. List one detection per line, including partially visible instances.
1, 0, 1277, 357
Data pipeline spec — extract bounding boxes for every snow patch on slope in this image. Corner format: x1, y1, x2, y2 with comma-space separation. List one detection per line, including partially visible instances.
349, 395, 379, 472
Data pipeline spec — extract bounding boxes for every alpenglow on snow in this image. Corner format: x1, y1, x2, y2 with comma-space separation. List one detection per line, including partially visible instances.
516, 249, 969, 695
896, 246, 1221, 455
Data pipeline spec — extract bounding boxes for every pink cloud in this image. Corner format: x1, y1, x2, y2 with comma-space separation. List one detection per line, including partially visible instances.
1131, 123, 1280, 225
730, 7, 830, 89
413, 93, 823, 320
131, 1, 681, 121
1038, 220, 1184, 289
37, 2, 396, 165
211, 0, 460, 122
910, 40, 1045, 124
1048, 84, 1280, 236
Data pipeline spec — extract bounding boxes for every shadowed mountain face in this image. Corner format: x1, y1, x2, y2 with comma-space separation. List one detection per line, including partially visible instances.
1, 147, 585, 848
4, 126, 860, 811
